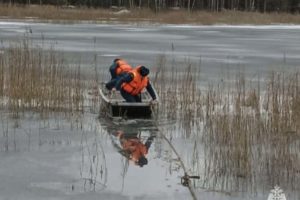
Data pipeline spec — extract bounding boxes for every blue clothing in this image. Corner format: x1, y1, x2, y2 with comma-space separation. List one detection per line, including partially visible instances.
106, 60, 132, 90
109, 62, 119, 79
105, 73, 127, 90
115, 73, 134, 90
120, 89, 142, 102
115, 73, 157, 102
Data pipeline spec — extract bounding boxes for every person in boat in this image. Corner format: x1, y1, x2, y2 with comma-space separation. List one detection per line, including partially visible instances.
114, 65, 157, 103
113, 130, 155, 167
105, 58, 132, 90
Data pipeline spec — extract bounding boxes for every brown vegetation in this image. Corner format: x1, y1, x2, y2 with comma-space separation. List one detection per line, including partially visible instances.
0, 4, 300, 24
153, 55, 300, 194
0, 37, 87, 118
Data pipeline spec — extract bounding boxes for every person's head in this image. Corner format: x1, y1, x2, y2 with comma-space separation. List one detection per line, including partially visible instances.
137, 156, 148, 167
113, 58, 121, 63
113, 130, 124, 138
139, 66, 149, 77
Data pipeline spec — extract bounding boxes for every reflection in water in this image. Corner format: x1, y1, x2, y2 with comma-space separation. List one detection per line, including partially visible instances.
98, 116, 200, 199
98, 117, 158, 167
111, 130, 156, 167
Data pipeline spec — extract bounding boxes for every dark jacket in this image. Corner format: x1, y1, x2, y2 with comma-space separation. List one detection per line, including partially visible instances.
115, 72, 157, 100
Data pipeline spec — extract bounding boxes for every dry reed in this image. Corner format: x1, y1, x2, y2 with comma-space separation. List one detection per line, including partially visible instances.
0, 37, 86, 118
153, 56, 300, 195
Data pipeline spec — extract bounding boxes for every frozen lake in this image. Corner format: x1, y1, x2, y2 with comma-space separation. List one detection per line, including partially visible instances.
1, 21, 300, 80
1, 20, 300, 200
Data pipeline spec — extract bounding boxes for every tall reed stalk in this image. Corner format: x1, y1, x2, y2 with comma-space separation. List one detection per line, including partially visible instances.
0, 50, 4, 99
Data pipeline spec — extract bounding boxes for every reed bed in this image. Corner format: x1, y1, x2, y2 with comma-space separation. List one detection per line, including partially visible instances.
153, 57, 300, 195
0, 38, 86, 118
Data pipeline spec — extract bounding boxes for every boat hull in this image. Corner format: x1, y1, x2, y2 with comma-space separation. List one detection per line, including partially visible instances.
99, 83, 158, 119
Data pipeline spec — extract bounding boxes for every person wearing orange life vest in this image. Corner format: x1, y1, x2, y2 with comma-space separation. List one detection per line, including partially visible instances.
113, 130, 155, 167
105, 58, 132, 90
115, 66, 157, 103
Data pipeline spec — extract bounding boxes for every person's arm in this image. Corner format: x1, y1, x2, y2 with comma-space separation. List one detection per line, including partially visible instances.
144, 136, 155, 150
146, 81, 157, 100
109, 62, 119, 79
115, 73, 134, 90
105, 79, 117, 90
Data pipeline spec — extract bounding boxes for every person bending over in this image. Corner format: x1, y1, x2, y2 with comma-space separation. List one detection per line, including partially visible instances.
105, 58, 132, 90
115, 66, 157, 103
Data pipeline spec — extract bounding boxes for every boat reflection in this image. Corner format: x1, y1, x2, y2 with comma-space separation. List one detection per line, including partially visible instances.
111, 130, 156, 167
96, 116, 197, 197
99, 116, 158, 167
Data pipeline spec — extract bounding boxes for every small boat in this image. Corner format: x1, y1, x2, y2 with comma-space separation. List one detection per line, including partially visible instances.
98, 83, 159, 119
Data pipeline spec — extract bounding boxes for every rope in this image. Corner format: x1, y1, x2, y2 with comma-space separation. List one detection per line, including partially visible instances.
151, 106, 199, 199
158, 130, 199, 200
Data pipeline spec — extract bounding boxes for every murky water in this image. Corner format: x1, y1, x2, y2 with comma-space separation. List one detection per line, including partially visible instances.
0, 112, 193, 200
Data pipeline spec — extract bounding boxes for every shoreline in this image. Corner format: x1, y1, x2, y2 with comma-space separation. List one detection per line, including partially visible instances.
0, 5, 300, 25
2, 17, 300, 28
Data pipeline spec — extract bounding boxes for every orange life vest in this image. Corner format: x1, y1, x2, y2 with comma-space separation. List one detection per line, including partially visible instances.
115, 59, 132, 76
115, 131, 148, 163
121, 139, 148, 162
122, 66, 149, 95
